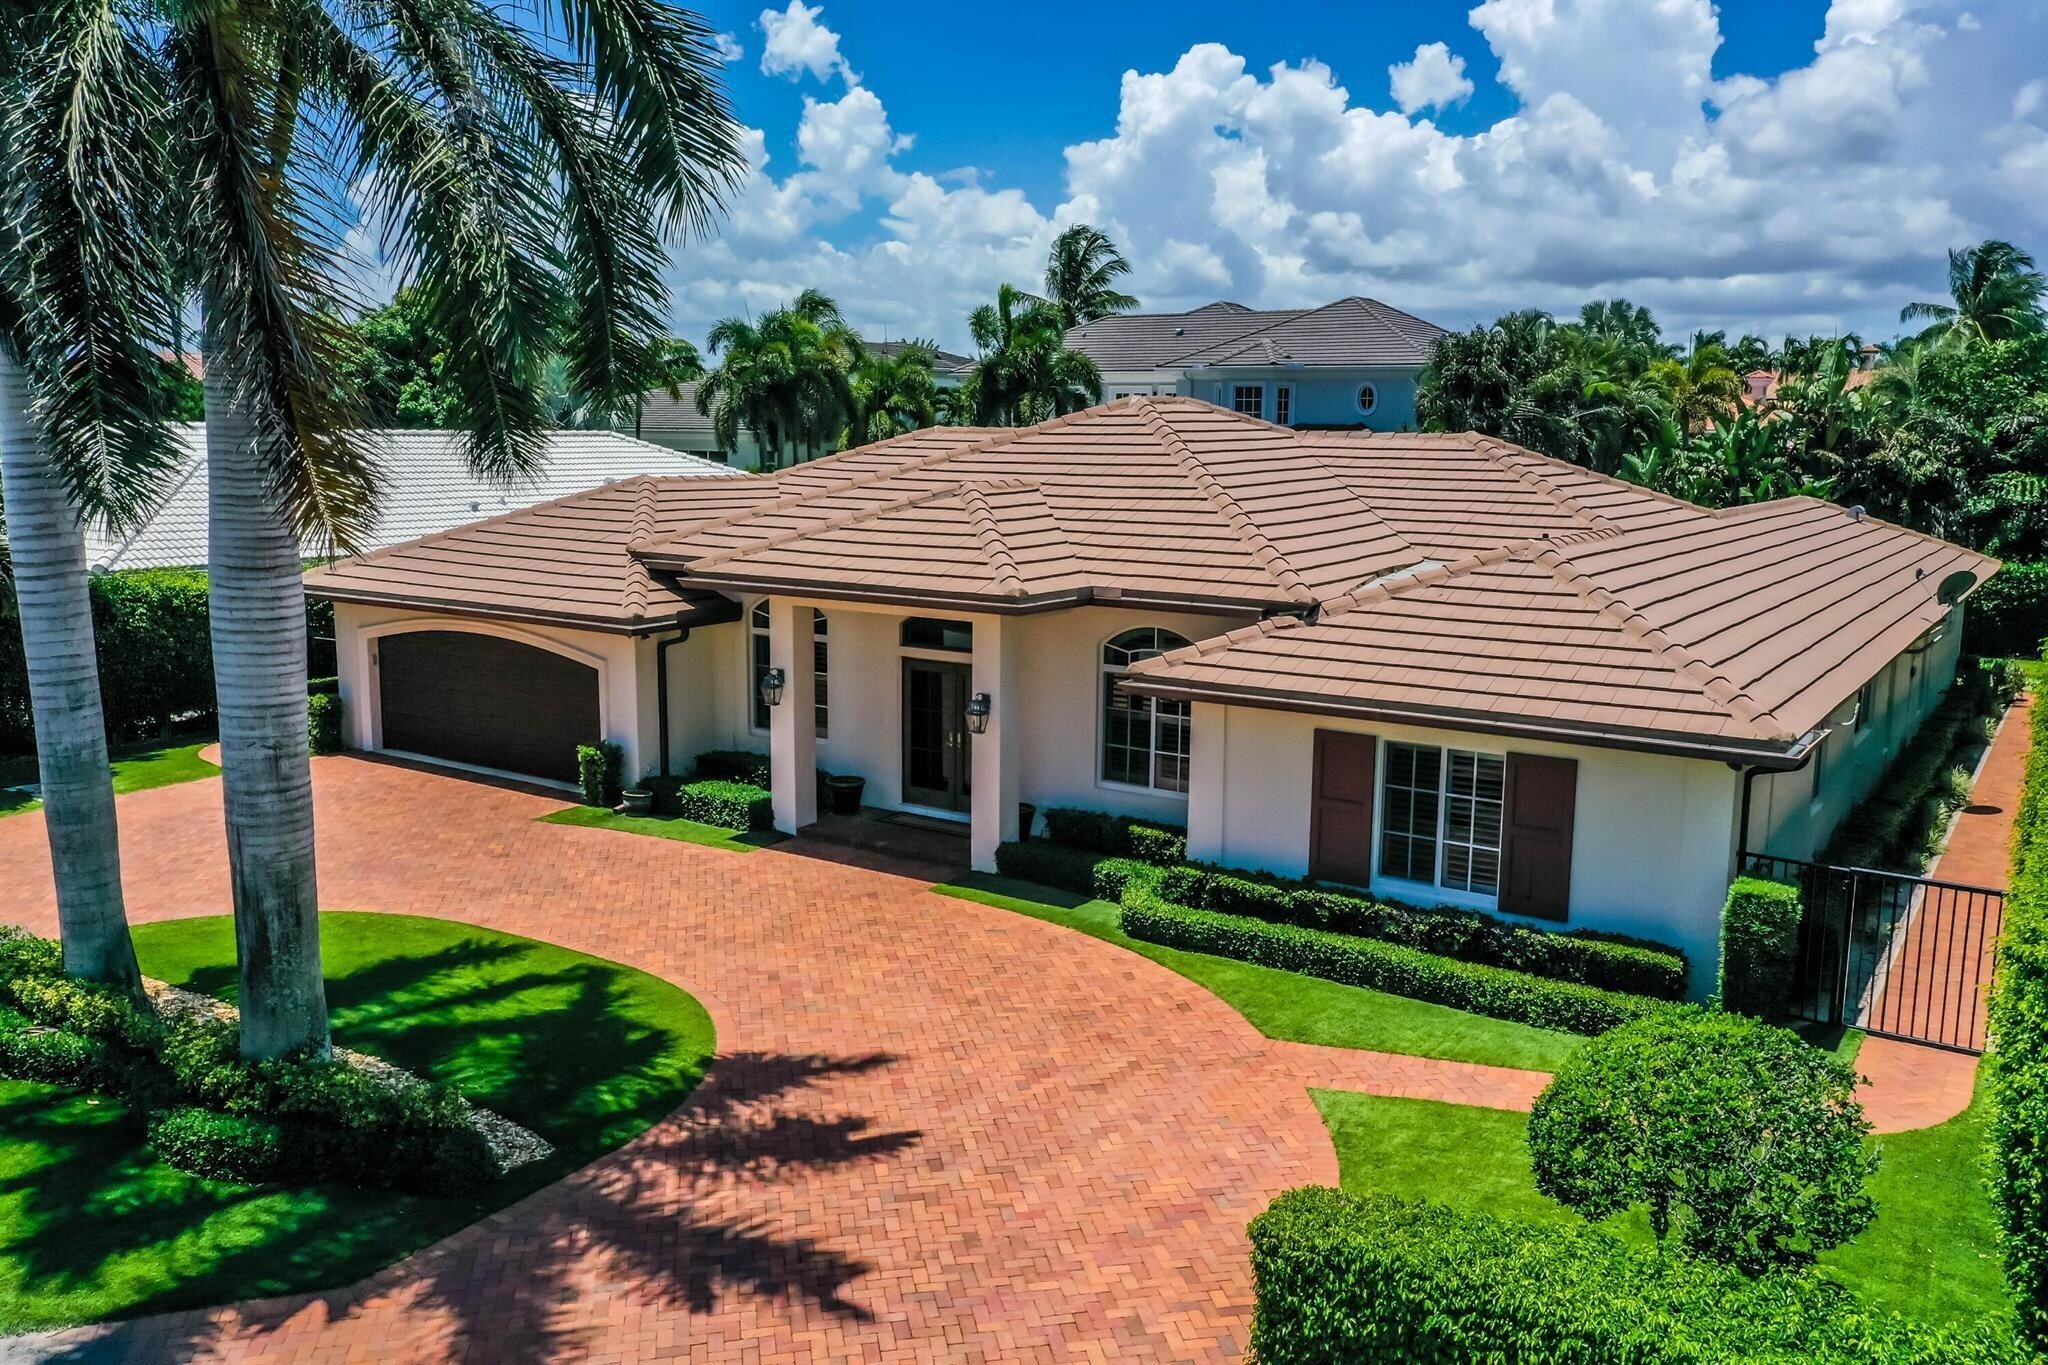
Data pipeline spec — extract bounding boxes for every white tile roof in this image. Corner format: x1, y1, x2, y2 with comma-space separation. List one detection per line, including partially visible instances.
86, 426, 737, 571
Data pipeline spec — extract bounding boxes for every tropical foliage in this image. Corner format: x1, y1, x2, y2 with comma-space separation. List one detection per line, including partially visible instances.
696, 289, 863, 468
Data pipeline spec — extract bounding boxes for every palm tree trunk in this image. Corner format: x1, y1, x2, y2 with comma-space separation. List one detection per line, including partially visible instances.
0, 351, 143, 994
200, 325, 329, 1059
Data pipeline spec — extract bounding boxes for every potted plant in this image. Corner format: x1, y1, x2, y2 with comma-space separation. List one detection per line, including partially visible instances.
617, 788, 654, 816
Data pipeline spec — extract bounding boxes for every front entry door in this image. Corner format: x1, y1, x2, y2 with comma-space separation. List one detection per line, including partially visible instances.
903, 660, 972, 811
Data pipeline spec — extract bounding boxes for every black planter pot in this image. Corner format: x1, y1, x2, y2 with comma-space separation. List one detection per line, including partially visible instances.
1018, 802, 1037, 841
825, 774, 866, 816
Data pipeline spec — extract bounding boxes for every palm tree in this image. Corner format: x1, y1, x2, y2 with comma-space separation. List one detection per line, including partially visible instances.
698, 290, 862, 469
1649, 341, 1743, 432
0, 9, 186, 996
1902, 240, 2048, 346
1043, 224, 1138, 331
966, 283, 1100, 425
1576, 298, 1669, 357
29, 0, 740, 1057
848, 343, 938, 444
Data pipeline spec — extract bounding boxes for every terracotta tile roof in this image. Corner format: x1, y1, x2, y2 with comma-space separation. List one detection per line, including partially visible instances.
308, 395, 1996, 760
1125, 494, 1995, 761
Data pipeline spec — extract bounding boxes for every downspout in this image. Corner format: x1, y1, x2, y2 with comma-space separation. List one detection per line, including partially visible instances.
1731, 738, 1821, 866
655, 628, 690, 777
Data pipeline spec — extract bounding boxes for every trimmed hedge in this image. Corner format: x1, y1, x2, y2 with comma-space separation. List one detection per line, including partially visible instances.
1990, 678, 2048, 1348
1719, 877, 1802, 1017
1153, 863, 1688, 999
672, 780, 772, 831
0, 924, 497, 1195
577, 741, 624, 807
307, 692, 343, 755
1121, 885, 1665, 1035
1966, 561, 2048, 660
1039, 807, 1187, 864
1248, 1187, 2017, 1364
693, 749, 773, 788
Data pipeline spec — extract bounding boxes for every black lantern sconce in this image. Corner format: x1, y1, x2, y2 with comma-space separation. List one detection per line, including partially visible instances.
759, 666, 786, 709
964, 691, 992, 735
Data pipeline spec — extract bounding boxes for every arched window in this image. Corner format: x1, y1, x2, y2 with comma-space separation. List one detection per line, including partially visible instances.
1101, 628, 1192, 793
751, 602, 828, 736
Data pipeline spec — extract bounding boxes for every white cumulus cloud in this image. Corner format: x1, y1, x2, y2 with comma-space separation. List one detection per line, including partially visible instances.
758, 1, 855, 85
1389, 41, 1474, 114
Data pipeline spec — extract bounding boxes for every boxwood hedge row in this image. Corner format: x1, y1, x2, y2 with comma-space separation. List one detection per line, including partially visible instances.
1990, 684, 2048, 1349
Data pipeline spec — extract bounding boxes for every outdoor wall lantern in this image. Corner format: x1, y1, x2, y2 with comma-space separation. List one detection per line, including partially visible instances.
964, 692, 992, 735
759, 667, 786, 709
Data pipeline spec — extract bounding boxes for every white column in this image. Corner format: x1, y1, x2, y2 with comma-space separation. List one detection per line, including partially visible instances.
1186, 700, 1227, 864
769, 599, 818, 833
336, 606, 376, 751
970, 614, 1019, 872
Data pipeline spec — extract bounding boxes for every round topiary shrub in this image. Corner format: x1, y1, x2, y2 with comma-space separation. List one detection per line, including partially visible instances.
1527, 1005, 1877, 1273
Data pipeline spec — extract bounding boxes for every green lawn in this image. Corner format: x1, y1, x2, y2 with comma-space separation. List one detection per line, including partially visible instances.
939, 874, 1582, 1071
539, 803, 785, 852
1313, 1081, 2008, 1329
0, 911, 715, 1334
0, 738, 219, 818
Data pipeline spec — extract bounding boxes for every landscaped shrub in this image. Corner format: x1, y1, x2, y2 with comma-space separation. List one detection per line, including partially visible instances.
1152, 862, 1689, 999
1089, 857, 1154, 901
692, 749, 773, 788
1989, 678, 2048, 1348
306, 676, 340, 697
1039, 807, 1187, 863
0, 1008, 114, 1088
307, 692, 343, 755
1719, 877, 1802, 1017
993, 840, 1105, 894
1528, 1007, 1875, 1272
1248, 1187, 2017, 1364
1966, 561, 2048, 660
1824, 666, 2004, 872
1121, 885, 1665, 1035
672, 780, 772, 831
577, 741, 624, 806
147, 1107, 287, 1183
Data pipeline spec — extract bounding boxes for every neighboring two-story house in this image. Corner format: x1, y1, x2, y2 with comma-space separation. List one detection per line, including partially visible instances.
1064, 297, 1448, 431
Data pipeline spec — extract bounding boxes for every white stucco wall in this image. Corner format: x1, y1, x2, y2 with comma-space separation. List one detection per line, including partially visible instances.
1188, 702, 1741, 996
1748, 606, 1966, 861
331, 602, 650, 783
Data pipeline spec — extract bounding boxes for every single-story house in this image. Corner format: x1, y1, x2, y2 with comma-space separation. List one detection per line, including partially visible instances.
1065, 297, 1448, 431
86, 427, 733, 572
305, 396, 1992, 989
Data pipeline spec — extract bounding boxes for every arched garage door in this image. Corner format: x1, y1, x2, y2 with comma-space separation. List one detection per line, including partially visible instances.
376, 631, 599, 785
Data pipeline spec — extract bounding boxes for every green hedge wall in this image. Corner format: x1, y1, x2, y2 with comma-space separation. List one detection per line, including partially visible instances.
0, 567, 334, 756
1039, 807, 1187, 863
1967, 562, 2048, 660
673, 779, 773, 831
1248, 1187, 2018, 1364
1990, 684, 2048, 1348
1121, 885, 1666, 1035
1719, 877, 1802, 1017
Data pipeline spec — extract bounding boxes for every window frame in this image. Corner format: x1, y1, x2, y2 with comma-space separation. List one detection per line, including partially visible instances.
1355, 381, 1379, 416
1375, 739, 1507, 902
1098, 627, 1194, 797
1231, 383, 1265, 418
1273, 384, 1293, 426
749, 601, 829, 738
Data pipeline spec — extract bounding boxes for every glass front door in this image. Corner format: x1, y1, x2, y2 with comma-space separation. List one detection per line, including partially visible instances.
902, 659, 971, 812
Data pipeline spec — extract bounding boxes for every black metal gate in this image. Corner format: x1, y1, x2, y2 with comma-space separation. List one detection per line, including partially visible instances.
1742, 854, 2005, 1054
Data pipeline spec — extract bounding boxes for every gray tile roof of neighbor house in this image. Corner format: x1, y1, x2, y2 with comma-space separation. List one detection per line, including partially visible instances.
87, 427, 735, 572
1065, 297, 1448, 371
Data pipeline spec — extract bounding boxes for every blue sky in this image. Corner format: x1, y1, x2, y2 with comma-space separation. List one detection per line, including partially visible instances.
664, 0, 2048, 352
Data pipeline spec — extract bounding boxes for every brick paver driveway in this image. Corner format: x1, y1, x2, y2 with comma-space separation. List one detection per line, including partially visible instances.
0, 756, 1382, 1364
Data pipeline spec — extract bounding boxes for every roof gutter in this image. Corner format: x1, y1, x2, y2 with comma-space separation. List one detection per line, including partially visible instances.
1123, 677, 1821, 769
625, 571, 1286, 620
303, 584, 741, 636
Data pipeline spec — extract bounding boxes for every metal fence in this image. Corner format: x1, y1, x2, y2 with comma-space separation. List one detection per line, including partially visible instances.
1743, 853, 2005, 1054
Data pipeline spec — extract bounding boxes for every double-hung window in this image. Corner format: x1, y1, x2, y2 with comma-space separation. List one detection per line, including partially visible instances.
750, 602, 829, 736
1379, 742, 1505, 896
1101, 628, 1192, 793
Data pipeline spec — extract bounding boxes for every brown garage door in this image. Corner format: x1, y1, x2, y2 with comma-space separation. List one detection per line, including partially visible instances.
377, 631, 599, 784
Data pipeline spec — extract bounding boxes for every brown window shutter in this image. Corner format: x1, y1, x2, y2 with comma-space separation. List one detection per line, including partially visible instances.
1309, 730, 1376, 887
1502, 753, 1576, 921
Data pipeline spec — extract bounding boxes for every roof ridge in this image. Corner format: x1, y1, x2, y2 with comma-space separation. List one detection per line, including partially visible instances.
958, 485, 1027, 596
1138, 401, 1318, 605
1528, 541, 1790, 740
649, 407, 1116, 546
1466, 435, 1610, 531
675, 480, 973, 572
620, 478, 662, 617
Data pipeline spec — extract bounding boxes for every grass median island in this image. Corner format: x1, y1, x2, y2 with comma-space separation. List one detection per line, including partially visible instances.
1313, 1079, 2008, 1330
0, 737, 220, 818
0, 911, 714, 1334
540, 802, 786, 852
939, 873, 1581, 1071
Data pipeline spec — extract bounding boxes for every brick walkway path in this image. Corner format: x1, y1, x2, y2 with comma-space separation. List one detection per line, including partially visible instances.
0, 756, 1544, 1365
